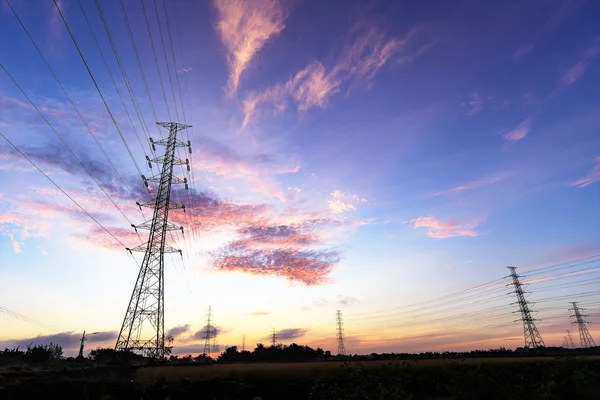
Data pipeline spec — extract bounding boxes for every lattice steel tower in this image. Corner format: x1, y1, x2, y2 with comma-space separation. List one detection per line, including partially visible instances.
336, 310, 346, 355
565, 329, 576, 349
203, 306, 213, 357
570, 302, 596, 348
115, 122, 192, 358
506, 266, 545, 349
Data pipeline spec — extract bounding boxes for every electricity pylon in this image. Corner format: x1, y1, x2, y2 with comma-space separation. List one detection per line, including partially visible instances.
115, 122, 192, 359
242, 335, 246, 352
272, 328, 277, 346
336, 310, 346, 355
203, 306, 213, 357
506, 266, 545, 349
570, 302, 596, 348
566, 329, 576, 349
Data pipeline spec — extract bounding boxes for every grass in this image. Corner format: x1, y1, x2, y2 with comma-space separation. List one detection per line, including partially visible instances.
2, 357, 600, 399
135, 356, 600, 382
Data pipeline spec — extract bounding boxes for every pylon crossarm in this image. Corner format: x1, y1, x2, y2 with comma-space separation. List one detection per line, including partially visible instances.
133, 220, 183, 231
145, 174, 187, 184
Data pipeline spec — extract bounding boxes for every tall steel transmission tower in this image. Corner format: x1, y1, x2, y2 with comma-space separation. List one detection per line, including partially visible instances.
271, 328, 277, 346
203, 306, 213, 357
506, 266, 545, 349
566, 329, 576, 349
336, 310, 346, 355
570, 302, 596, 348
242, 335, 246, 352
115, 122, 192, 359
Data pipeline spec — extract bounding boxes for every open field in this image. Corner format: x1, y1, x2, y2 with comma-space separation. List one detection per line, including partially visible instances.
135, 356, 600, 381
1, 357, 600, 399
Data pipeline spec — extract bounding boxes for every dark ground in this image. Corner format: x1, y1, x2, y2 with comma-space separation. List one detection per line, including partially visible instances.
1, 357, 599, 399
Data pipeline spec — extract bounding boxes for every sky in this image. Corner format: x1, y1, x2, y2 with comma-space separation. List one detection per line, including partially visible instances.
0, 0, 599, 357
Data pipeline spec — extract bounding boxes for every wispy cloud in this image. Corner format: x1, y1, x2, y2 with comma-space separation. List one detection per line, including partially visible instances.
212, 247, 339, 285
214, 0, 287, 94
242, 25, 434, 127
248, 311, 270, 316
513, 44, 534, 60
338, 295, 358, 305
327, 190, 367, 214
194, 135, 299, 201
411, 216, 480, 239
432, 171, 513, 196
571, 156, 600, 188
0, 331, 116, 352
273, 328, 307, 341
560, 44, 599, 87
167, 324, 191, 338
503, 117, 532, 142
462, 91, 483, 115
176, 67, 192, 74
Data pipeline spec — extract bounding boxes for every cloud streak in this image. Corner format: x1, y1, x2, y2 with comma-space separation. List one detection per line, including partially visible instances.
571, 156, 600, 188
214, 0, 287, 94
411, 216, 480, 239
561, 45, 599, 87
503, 117, 532, 142
242, 25, 434, 127
432, 171, 513, 196
274, 328, 307, 341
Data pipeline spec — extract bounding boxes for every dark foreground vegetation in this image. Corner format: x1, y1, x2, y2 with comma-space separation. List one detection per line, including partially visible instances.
1, 344, 600, 399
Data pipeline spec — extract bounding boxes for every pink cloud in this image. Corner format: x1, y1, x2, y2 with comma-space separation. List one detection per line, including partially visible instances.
462, 91, 483, 115
411, 216, 480, 239
503, 117, 532, 142
560, 44, 599, 87
571, 156, 600, 188
432, 171, 513, 196
214, 0, 287, 94
193, 136, 299, 202
242, 25, 434, 127
513, 44, 534, 60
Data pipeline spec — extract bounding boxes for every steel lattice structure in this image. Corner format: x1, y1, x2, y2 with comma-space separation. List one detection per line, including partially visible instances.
115, 122, 191, 359
507, 266, 546, 349
203, 306, 213, 357
336, 310, 346, 355
570, 302, 596, 348
566, 329, 576, 349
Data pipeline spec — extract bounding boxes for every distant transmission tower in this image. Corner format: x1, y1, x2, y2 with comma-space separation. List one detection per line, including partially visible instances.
570, 302, 596, 348
116, 122, 191, 358
566, 329, 576, 349
203, 306, 213, 357
272, 328, 277, 346
242, 335, 246, 351
336, 310, 346, 355
506, 266, 545, 349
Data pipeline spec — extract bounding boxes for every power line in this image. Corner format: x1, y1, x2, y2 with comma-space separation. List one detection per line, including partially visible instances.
92, 0, 153, 154
52, 0, 144, 178
0, 132, 129, 250
153, 0, 180, 122
0, 62, 142, 237
0, 304, 64, 331
3, 0, 141, 210
140, 0, 171, 120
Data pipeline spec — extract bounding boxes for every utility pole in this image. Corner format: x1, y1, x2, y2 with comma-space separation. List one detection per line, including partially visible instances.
203, 306, 213, 357
242, 335, 246, 352
566, 329, 576, 349
569, 302, 596, 348
78, 331, 99, 358
336, 310, 346, 356
115, 122, 192, 359
506, 266, 545, 349
271, 328, 277, 346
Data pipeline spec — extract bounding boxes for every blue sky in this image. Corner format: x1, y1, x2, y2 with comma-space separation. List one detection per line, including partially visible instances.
0, 0, 599, 356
